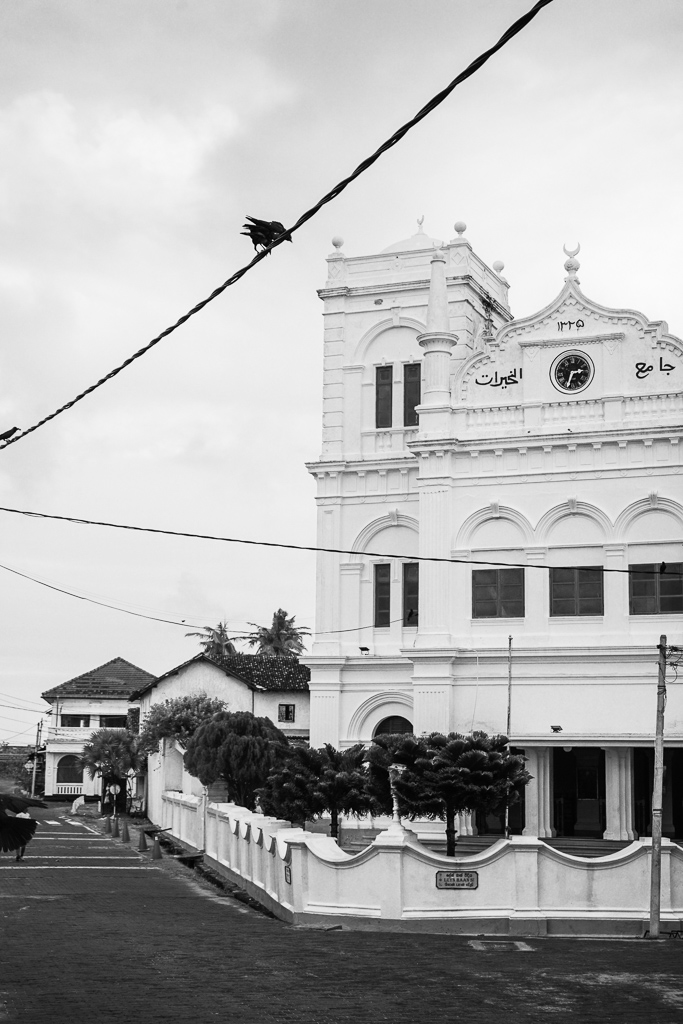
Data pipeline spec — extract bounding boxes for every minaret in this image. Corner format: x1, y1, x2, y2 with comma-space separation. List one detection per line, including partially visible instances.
416, 246, 458, 436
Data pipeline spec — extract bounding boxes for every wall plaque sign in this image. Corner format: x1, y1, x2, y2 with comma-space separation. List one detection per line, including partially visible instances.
435, 870, 478, 890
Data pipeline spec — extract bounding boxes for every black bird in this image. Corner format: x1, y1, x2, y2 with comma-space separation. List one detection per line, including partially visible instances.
0, 793, 47, 854
0, 426, 19, 442
241, 216, 292, 253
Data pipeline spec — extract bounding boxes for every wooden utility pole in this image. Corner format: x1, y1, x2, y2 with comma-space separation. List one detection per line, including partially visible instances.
504, 635, 512, 839
30, 718, 42, 797
648, 635, 667, 939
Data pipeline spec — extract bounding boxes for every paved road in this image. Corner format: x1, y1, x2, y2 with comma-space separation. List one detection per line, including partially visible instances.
1, 806, 683, 1023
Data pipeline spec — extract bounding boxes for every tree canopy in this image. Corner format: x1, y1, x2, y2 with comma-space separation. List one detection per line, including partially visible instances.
366, 731, 530, 856
183, 711, 289, 810
81, 728, 145, 811
137, 693, 229, 755
245, 608, 310, 658
185, 621, 238, 659
258, 743, 373, 838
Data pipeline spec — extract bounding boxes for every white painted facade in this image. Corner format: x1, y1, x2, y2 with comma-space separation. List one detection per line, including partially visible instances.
43, 696, 136, 799
135, 657, 310, 738
305, 224, 683, 842
137, 656, 311, 822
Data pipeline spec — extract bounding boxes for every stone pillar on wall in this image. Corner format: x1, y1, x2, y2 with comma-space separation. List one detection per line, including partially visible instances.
522, 747, 556, 838
603, 747, 635, 841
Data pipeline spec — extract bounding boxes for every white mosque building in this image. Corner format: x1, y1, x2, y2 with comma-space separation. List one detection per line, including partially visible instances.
304, 222, 683, 843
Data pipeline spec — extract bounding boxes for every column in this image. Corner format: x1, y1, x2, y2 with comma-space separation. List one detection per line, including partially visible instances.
522, 747, 556, 838
416, 247, 458, 437
603, 747, 635, 840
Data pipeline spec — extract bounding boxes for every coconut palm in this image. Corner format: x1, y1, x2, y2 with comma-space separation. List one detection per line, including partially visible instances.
185, 620, 238, 659
81, 729, 145, 813
245, 608, 310, 658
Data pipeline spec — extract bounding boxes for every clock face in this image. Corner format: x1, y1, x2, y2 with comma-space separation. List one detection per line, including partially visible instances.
551, 351, 593, 393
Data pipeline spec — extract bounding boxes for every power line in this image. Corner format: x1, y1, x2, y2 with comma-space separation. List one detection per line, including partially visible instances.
0, 691, 47, 710
0, 702, 47, 715
0, 724, 37, 742
0, 561, 205, 629
0, 711, 43, 726
0, 504, 670, 576
0, 0, 555, 452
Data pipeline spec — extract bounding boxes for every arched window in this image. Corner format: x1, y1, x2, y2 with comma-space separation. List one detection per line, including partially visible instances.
373, 716, 413, 737
57, 755, 83, 784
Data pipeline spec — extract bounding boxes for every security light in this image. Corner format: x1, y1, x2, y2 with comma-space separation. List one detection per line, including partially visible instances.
551, 725, 563, 733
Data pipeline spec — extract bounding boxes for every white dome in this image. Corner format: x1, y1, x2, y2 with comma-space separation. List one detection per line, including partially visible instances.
380, 228, 443, 254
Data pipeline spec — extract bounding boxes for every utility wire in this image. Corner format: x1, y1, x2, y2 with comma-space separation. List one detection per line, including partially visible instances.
0, 701, 47, 714
0, 724, 37, 742
0, 690, 47, 710
0, 504, 670, 575
0, 561, 205, 629
0, 0, 555, 452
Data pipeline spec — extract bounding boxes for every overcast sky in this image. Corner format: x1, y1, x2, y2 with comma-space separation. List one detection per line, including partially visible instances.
1, 0, 682, 740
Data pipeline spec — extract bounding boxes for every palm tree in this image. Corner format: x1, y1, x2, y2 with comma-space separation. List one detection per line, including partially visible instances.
245, 608, 310, 658
185, 620, 238, 659
81, 729, 145, 813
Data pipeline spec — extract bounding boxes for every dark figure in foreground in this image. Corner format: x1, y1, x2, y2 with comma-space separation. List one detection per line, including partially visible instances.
0, 793, 47, 858
241, 216, 292, 253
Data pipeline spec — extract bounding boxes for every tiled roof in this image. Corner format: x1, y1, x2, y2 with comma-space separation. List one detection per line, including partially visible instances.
129, 653, 310, 700
41, 658, 155, 703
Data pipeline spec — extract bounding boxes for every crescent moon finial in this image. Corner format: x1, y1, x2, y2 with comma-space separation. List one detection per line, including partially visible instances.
563, 242, 580, 258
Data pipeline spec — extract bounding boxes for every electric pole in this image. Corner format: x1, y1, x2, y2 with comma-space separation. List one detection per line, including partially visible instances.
648, 635, 667, 939
505, 635, 512, 839
31, 718, 42, 798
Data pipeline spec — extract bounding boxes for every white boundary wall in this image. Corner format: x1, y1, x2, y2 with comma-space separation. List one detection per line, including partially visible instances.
159, 791, 683, 936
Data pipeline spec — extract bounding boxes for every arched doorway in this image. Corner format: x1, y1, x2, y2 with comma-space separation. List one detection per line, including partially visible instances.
373, 716, 413, 737
56, 755, 83, 794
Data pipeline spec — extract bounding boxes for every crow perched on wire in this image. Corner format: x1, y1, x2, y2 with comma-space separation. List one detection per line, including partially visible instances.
0, 426, 19, 442
241, 216, 293, 253
0, 793, 47, 854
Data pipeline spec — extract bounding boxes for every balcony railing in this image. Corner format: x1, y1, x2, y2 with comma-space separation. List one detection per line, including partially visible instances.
47, 727, 95, 741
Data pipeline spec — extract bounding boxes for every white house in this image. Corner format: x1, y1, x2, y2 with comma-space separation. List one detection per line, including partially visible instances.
41, 657, 154, 800
304, 222, 683, 843
130, 653, 310, 824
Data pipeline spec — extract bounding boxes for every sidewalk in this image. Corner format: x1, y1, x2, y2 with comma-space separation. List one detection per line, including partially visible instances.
1, 805, 683, 1023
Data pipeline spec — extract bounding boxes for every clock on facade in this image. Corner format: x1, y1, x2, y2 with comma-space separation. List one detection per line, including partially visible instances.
550, 350, 594, 393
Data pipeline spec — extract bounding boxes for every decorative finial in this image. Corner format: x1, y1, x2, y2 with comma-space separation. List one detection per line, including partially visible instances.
417, 215, 425, 233
453, 221, 467, 236
492, 260, 504, 274
331, 236, 344, 250
563, 241, 580, 281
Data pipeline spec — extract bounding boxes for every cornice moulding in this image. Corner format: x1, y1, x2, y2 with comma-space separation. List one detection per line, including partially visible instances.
518, 332, 625, 349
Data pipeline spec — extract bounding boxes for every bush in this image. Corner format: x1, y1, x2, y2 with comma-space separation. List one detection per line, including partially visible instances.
138, 693, 228, 755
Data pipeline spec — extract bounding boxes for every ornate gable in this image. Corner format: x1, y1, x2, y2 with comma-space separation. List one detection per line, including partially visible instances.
456, 247, 683, 421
